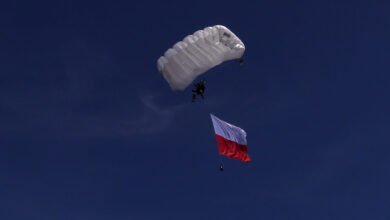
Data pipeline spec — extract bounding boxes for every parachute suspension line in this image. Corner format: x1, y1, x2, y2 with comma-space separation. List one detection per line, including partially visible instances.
238, 58, 244, 65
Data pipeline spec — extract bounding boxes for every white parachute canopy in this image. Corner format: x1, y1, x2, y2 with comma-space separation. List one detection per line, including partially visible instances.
157, 25, 245, 91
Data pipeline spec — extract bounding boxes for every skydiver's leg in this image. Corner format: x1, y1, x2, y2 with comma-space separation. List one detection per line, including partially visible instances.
200, 93, 204, 100
192, 93, 196, 102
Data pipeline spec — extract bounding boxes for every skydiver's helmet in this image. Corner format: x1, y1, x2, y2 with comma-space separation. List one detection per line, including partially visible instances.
199, 81, 206, 90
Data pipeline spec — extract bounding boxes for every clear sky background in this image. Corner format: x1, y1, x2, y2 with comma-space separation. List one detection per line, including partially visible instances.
1, 0, 390, 219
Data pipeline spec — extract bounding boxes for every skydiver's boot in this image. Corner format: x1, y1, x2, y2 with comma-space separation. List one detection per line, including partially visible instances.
239, 58, 244, 65
219, 164, 224, 172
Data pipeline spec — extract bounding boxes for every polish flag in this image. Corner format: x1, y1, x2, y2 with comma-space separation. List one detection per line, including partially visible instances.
210, 114, 251, 163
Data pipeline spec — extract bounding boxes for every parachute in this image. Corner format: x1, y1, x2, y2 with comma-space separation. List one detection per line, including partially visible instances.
157, 25, 245, 91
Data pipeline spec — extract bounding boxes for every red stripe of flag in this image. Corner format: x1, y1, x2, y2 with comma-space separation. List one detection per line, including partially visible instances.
215, 135, 251, 163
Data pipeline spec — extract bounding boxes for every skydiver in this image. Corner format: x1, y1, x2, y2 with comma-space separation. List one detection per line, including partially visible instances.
192, 80, 206, 102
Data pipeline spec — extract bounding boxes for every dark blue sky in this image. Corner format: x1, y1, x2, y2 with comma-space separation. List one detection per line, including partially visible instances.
1, 0, 390, 219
